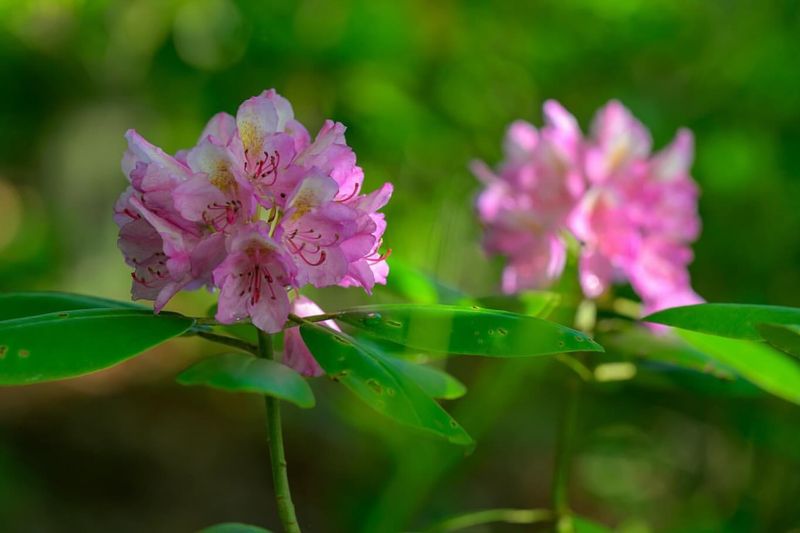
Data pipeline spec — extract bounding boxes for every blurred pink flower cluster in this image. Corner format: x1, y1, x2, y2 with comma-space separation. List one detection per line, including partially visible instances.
115, 89, 391, 360
473, 100, 702, 314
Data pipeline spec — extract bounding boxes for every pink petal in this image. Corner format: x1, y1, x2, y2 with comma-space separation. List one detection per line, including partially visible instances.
282, 296, 333, 377
579, 248, 614, 299
236, 93, 280, 161
198, 112, 237, 146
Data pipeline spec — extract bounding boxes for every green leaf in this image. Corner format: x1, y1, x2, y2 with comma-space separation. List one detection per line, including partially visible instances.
198, 524, 273, 533
299, 323, 473, 446
757, 323, 800, 358
599, 326, 736, 380
0, 309, 193, 385
332, 304, 602, 357
0, 291, 141, 321
644, 303, 800, 341
384, 260, 465, 304
678, 330, 800, 405
466, 291, 562, 318
381, 357, 466, 400
176, 353, 315, 408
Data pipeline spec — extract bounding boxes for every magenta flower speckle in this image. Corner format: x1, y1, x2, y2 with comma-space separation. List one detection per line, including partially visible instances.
475, 99, 702, 314
115, 89, 392, 332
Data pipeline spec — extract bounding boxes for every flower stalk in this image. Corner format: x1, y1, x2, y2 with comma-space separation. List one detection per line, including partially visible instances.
552, 374, 580, 517
257, 329, 301, 533
552, 299, 596, 520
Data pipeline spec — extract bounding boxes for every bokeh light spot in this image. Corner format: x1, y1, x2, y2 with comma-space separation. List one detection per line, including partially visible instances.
173, 0, 249, 71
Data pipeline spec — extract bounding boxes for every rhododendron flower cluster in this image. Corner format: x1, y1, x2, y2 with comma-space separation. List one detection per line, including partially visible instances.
473, 100, 702, 314
115, 89, 392, 343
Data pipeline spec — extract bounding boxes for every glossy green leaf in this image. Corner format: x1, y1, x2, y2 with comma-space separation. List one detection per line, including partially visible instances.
757, 323, 800, 358
198, 524, 273, 533
600, 326, 736, 380
645, 303, 800, 341
632, 362, 763, 399
467, 291, 562, 319
678, 330, 800, 405
176, 353, 314, 408
299, 323, 473, 446
381, 357, 466, 400
384, 260, 465, 304
0, 291, 141, 321
0, 309, 194, 385
331, 304, 602, 357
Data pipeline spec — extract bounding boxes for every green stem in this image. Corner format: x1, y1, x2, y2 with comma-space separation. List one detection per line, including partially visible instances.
552, 300, 595, 519
552, 374, 580, 516
191, 317, 224, 326
192, 311, 334, 330
424, 508, 554, 533
257, 330, 301, 533
288, 312, 337, 324
194, 331, 258, 355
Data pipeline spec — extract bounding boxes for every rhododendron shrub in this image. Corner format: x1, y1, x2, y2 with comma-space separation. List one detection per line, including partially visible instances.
474, 100, 702, 315
0, 90, 607, 532
5, 93, 800, 533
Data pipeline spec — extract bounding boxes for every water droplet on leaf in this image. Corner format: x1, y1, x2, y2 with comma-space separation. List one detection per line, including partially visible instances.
331, 370, 349, 381
363, 312, 382, 326
366, 378, 383, 394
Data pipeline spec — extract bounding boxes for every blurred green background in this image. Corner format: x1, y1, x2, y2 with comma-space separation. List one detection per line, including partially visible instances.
2, 0, 800, 531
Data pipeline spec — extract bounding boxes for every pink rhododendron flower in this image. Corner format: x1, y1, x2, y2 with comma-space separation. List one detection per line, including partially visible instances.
116, 131, 224, 311
472, 102, 583, 293
474, 99, 702, 314
213, 223, 295, 333
282, 296, 334, 377
116, 89, 392, 334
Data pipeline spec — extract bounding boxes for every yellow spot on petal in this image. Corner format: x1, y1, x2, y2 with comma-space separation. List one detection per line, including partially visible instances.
289, 192, 319, 222
607, 141, 629, 172
239, 121, 261, 157
210, 159, 236, 192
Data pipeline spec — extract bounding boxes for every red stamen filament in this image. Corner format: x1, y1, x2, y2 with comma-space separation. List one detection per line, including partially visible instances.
237, 263, 278, 305
249, 150, 281, 186
336, 182, 361, 202
203, 200, 242, 229
286, 228, 338, 266
367, 247, 392, 263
